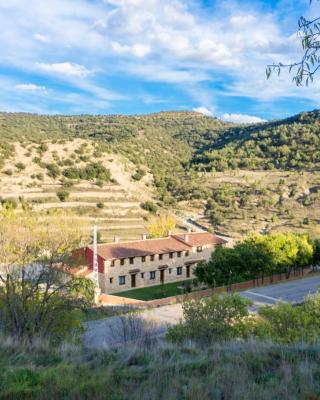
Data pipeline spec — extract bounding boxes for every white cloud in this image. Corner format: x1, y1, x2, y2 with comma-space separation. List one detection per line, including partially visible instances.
111, 42, 150, 58
33, 33, 50, 43
193, 106, 214, 117
36, 62, 92, 78
221, 113, 266, 124
14, 83, 48, 94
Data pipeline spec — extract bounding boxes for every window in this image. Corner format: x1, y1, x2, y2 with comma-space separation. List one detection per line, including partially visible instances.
109, 277, 113, 284
169, 252, 174, 259
185, 251, 189, 257
119, 275, 126, 285
159, 254, 163, 260
120, 259, 125, 266
150, 271, 156, 280
197, 246, 203, 253
111, 260, 115, 267
177, 251, 182, 258
141, 272, 144, 279
177, 267, 183, 275
129, 257, 134, 264
150, 255, 155, 261
169, 268, 172, 274
142, 256, 146, 262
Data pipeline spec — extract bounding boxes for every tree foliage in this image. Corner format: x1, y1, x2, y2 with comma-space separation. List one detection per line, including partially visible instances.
267, 1, 320, 86
195, 233, 314, 287
0, 209, 91, 342
147, 214, 177, 238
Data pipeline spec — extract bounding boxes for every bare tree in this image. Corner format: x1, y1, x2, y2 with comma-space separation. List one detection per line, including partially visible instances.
267, 1, 320, 86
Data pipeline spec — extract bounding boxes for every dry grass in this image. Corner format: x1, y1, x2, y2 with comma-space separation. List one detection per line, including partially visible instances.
1, 335, 320, 399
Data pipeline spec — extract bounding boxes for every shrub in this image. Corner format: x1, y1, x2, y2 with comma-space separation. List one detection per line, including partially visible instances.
132, 168, 146, 181
167, 293, 253, 343
56, 190, 70, 202
15, 162, 26, 171
141, 201, 157, 213
256, 292, 320, 343
46, 163, 60, 178
96, 202, 104, 209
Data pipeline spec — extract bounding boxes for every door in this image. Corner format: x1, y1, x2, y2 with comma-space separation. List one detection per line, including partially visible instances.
131, 274, 136, 288
160, 269, 165, 284
186, 265, 190, 278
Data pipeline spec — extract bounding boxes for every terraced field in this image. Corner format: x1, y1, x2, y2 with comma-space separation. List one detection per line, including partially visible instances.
0, 140, 153, 242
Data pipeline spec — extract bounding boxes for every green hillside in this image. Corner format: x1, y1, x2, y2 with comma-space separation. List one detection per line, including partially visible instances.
0, 110, 319, 239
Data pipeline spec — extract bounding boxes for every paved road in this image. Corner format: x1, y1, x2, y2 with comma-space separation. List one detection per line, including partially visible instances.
84, 274, 320, 348
241, 274, 320, 310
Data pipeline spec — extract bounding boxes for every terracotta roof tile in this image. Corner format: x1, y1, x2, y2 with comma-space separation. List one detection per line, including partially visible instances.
87, 232, 226, 261
173, 232, 227, 247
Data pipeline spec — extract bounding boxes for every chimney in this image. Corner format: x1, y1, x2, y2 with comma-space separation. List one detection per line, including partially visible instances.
114, 236, 120, 243
141, 233, 147, 240
168, 230, 172, 236
184, 234, 189, 243
187, 228, 192, 233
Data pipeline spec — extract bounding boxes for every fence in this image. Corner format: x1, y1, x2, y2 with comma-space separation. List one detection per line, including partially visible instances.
146, 267, 313, 307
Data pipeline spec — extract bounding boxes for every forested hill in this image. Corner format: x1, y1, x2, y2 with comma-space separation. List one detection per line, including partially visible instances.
1, 110, 320, 172
193, 110, 320, 171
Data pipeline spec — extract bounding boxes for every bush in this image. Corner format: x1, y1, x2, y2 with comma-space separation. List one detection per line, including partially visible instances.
256, 292, 320, 343
132, 168, 146, 181
96, 202, 104, 209
15, 162, 26, 171
167, 293, 253, 343
56, 190, 70, 202
141, 201, 157, 213
46, 163, 60, 178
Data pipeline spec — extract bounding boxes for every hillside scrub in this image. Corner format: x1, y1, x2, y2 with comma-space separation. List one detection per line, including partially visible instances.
167, 291, 320, 345
1, 337, 320, 399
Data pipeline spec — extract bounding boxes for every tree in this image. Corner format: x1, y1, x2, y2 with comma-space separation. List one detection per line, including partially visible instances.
195, 233, 314, 287
0, 209, 90, 342
267, 1, 320, 85
147, 214, 177, 238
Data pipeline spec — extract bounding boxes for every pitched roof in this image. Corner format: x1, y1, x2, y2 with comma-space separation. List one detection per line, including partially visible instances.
173, 232, 227, 247
88, 232, 227, 261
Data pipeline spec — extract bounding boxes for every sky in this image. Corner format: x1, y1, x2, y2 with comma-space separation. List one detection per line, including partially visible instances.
1, 0, 320, 122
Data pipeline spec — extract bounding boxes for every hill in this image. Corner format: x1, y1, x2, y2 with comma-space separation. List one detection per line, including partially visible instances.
0, 110, 319, 239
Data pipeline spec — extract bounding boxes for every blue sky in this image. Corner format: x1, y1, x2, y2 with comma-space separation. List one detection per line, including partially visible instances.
1, 0, 320, 122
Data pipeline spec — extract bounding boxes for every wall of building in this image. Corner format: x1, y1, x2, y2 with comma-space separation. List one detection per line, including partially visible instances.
100, 244, 215, 293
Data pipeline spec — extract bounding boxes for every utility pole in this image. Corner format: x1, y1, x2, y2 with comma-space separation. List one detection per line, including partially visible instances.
93, 225, 101, 302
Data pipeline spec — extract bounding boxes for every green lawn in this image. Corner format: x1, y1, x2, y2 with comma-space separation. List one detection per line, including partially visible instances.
113, 280, 193, 301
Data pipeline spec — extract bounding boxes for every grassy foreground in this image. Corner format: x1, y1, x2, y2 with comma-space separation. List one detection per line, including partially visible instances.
113, 280, 192, 300
1, 338, 320, 399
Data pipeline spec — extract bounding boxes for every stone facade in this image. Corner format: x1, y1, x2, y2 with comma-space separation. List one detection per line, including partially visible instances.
83, 232, 227, 294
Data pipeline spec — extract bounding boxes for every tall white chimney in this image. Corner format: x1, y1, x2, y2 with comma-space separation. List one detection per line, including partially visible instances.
184, 234, 189, 243
141, 234, 147, 240
114, 236, 120, 243
168, 230, 172, 236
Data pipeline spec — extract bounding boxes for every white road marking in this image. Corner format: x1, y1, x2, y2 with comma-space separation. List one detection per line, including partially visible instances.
244, 291, 280, 302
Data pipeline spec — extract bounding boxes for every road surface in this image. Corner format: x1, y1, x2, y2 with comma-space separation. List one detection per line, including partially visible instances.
84, 274, 320, 348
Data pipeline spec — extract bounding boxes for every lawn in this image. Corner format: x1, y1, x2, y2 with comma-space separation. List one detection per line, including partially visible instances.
113, 280, 193, 301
